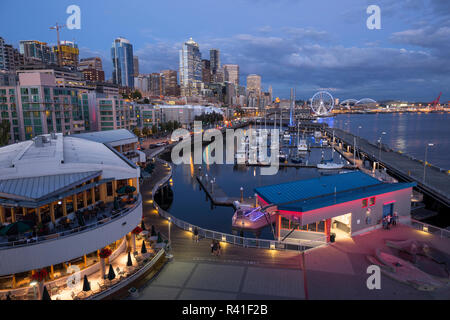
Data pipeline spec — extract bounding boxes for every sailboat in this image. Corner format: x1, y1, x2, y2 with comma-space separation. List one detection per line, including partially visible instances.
297, 126, 308, 152
317, 132, 344, 169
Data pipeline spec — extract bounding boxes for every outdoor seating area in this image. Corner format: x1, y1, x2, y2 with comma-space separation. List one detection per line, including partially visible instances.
0, 195, 139, 248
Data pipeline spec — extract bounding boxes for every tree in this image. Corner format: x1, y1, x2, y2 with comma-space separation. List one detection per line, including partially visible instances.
142, 127, 151, 137
151, 125, 158, 135
131, 90, 142, 101
143, 98, 150, 104
0, 120, 11, 147
133, 127, 141, 137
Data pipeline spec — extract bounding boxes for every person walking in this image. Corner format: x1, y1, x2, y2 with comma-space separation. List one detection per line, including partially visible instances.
193, 227, 199, 243
213, 240, 219, 256
217, 241, 222, 256
392, 212, 398, 226
386, 215, 391, 230
211, 240, 215, 255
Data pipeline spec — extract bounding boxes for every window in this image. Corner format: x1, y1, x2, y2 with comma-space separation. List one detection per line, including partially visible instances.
369, 197, 376, 206
362, 199, 368, 208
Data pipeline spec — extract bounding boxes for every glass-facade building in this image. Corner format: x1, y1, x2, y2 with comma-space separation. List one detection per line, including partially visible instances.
179, 38, 202, 96
111, 38, 134, 88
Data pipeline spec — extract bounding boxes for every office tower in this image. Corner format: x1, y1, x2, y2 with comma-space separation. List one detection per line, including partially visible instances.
247, 74, 262, 95
0, 37, 25, 71
19, 40, 57, 65
223, 64, 239, 86
53, 41, 79, 69
79, 57, 103, 71
213, 67, 224, 83
161, 69, 179, 96
134, 74, 150, 94
111, 37, 135, 88
268, 85, 273, 103
201, 59, 211, 84
179, 38, 202, 96
210, 49, 220, 75
133, 56, 139, 76
149, 73, 164, 97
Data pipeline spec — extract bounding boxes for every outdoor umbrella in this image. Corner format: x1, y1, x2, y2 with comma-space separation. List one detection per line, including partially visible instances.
41, 286, 51, 300
107, 264, 116, 281
0, 221, 34, 236
117, 186, 136, 195
141, 241, 147, 254
127, 252, 133, 267
113, 197, 120, 210
141, 220, 146, 231
82, 275, 91, 292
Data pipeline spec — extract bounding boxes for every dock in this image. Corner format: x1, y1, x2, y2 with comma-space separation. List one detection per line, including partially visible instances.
324, 128, 450, 209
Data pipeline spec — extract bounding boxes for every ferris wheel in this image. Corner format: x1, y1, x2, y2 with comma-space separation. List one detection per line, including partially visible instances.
310, 91, 335, 116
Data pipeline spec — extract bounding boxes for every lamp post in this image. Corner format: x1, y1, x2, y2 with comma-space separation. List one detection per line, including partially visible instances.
240, 187, 244, 202
168, 217, 171, 247
378, 132, 387, 168
423, 143, 434, 183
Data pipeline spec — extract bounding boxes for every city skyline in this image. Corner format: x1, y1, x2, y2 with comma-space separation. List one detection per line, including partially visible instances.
0, 0, 449, 101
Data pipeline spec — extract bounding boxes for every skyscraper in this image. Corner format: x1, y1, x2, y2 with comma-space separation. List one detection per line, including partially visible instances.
79, 57, 103, 71
223, 64, 239, 86
210, 49, 220, 75
179, 38, 202, 96
0, 37, 25, 71
161, 69, 180, 96
111, 37, 135, 88
247, 74, 261, 95
201, 59, 211, 84
133, 56, 139, 76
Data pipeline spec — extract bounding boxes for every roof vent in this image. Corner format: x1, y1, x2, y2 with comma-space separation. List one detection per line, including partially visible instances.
33, 136, 44, 147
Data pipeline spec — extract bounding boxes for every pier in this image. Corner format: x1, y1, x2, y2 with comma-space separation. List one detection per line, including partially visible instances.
324, 128, 450, 210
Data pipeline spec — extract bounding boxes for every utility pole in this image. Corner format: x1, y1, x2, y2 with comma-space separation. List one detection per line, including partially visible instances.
50, 23, 65, 67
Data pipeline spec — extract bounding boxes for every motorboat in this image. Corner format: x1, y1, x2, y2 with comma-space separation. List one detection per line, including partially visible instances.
317, 162, 344, 170
298, 139, 308, 152
291, 156, 302, 164
278, 151, 287, 162
283, 131, 291, 140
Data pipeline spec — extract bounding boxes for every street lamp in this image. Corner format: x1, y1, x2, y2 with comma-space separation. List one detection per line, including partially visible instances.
378, 132, 387, 166
168, 217, 171, 248
423, 143, 434, 183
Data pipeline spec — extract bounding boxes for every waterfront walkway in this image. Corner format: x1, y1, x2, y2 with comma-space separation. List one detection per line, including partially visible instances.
137, 158, 450, 300
325, 128, 450, 207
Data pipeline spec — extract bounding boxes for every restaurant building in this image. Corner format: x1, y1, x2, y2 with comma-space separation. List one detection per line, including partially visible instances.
254, 171, 416, 244
0, 133, 142, 295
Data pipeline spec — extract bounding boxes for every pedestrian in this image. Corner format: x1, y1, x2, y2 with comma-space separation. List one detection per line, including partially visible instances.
393, 212, 398, 226
193, 227, 199, 243
213, 241, 219, 256
217, 242, 222, 256
382, 217, 386, 229
386, 215, 391, 230
211, 240, 215, 255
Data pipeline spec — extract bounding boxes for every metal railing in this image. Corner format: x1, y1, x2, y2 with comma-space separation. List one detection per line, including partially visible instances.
152, 158, 325, 252
0, 195, 142, 249
406, 219, 450, 239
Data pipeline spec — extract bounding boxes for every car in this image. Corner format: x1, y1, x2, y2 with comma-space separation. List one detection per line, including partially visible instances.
149, 144, 159, 149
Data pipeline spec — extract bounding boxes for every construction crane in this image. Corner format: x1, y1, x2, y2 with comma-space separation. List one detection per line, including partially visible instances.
429, 92, 442, 109
49, 23, 66, 66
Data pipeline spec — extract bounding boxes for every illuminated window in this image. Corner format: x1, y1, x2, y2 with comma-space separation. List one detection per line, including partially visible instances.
362, 199, 368, 208
369, 197, 376, 206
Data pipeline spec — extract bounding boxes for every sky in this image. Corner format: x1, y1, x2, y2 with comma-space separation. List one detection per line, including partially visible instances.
1, 0, 449, 101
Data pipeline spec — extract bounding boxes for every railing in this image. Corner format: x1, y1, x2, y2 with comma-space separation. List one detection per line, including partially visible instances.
0, 195, 142, 249
406, 219, 450, 239
152, 158, 325, 252
87, 247, 166, 300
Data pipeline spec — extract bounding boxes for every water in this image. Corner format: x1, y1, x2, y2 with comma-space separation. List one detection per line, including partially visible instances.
163, 127, 350, 239
319, 113, 450, 170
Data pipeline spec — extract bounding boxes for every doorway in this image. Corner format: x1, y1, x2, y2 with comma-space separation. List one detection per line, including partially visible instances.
331, 213, 352, 239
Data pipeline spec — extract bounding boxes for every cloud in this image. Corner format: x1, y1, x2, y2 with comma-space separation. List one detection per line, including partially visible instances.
390, 26, 450, 53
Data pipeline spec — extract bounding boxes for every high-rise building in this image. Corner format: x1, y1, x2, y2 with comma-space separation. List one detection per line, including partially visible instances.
53, 41, 79, 69
19, 40, 57, 65
111, 37, 135, 88
223, 64, 239, 86
134, 74, 150, 94
201, 59, 211, 84
149, 73, 164, 97
79, 57, 103, 71
82, 68, 105, 83
161, 69, 179, 96
0, 37, 25, 71
247, 74, 261, 95
133, 56, 139, 76
179, 38, 203, 96
210, 49, 220, 75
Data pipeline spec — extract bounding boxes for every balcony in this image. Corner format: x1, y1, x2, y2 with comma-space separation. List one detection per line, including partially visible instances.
0, 195, 143, 276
